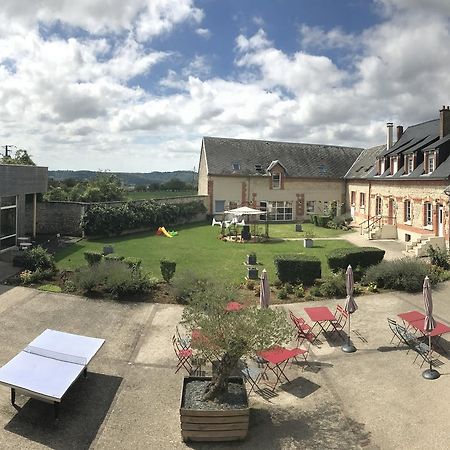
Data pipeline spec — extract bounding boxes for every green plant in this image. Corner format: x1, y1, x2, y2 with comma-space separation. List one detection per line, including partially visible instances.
327, 247, 385, 272
284, 283, 294, 294
22, 246, 56, 272
246, 279, 256, 290
273, 278, 283, 288
38, 284, 62, 293
123, 256, 142, 271
315, 273, 347, 298
366, 282, 378, 293
304, 231, 315, 239
274, 254, 321, 285
63, 279, 77, 293
277, 287, 288, 299
427, 246, 450, 269
294, 284, 305, 298
19, 270, 33, 285
363, 258, 440, 292
104, 254, 125, 262
160, 258, 176, 283
172, 271, 210, 304
84, 251, 103, 266
181, 282, 292, 402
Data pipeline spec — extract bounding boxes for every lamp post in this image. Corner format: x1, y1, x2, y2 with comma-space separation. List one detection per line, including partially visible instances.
444, 185, 450, 249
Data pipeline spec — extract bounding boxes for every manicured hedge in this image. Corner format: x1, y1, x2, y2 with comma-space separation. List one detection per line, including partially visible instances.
327, 247, 385, 272
80, 200, 206, 237
309, 214, 332, 227
274, 254, 321, 285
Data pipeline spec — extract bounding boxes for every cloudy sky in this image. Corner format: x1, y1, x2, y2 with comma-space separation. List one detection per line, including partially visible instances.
1, 0, 450, 172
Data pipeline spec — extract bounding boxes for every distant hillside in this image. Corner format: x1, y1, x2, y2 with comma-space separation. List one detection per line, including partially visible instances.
48, 170, 197, 185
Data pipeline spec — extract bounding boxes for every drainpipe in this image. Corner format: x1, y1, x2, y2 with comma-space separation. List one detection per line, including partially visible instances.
444, 185, 450, 248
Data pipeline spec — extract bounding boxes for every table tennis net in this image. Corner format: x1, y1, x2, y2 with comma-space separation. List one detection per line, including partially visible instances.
24, 345, 87, 366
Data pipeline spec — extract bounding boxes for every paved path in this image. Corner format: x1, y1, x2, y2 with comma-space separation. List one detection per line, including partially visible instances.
342, 231, 406, 260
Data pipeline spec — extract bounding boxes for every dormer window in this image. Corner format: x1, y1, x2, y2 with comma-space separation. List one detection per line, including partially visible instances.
427, 154, 435, 173
407, 156, 414, 174
392, 157, 398, 175
232, 162, 240, 171
272, 173, 281, 189
254, 164, 263, 173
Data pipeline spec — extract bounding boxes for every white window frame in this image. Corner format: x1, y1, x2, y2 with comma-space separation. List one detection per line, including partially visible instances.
407, 157, 414, 174
392, 157, 398, 174
0, 195, 17, 251
306, 201, 315, 213
427, 155, 435, 173
264, 200, 292, 221
350, 191, 356, 206
272, 173, 281, 189
375, 197, 382, 216
404, 200, 411, 223
424, 202, 433, 227
360, 192, 365, 209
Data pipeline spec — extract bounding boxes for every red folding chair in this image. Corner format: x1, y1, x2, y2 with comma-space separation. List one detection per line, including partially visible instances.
289, 310, 317, 346
172, 334, 193, 374
328, 304, 348, 338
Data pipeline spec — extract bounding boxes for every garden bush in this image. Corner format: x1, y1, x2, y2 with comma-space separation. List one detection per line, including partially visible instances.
427, 246, 450, 269
363, 258, 441, 292
160, 258, 176, 283
277, 287, 288, 299
80, 200, 206, 237
316, 215, 332, 227
22, 246, 56, 272
123, 257, 142, 271
104, 254, 124, 262
327, 247, 385, 272
84, 251, 103, 266
172, 271, 210, 304
274, 254, 321, 285
312, 273, 347, 298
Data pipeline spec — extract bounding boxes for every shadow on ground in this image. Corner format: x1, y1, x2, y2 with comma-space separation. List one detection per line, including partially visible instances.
185, 402, 371, 449
4, 372, 122, 450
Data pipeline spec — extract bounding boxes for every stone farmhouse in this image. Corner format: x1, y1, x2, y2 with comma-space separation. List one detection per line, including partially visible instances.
198, 106, 450, 252
0, 164, 48, 254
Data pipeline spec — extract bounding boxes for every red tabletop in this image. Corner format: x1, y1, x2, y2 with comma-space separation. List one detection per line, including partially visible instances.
398, 310, 425, 323
409, 319, 450, 337
304, 306, 336, 322
258, 347, 293, 365
226, 302, 244, 312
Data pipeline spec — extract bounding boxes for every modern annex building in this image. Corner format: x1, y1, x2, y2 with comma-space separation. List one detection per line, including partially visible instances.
198, 106, 450, 251
0, 164, 48, 253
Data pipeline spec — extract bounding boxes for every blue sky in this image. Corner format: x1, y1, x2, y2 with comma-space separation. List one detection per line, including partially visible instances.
1, 0, 450, 172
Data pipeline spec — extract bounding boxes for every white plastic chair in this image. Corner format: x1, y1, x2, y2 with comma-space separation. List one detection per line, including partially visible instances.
211, 218, 222, 227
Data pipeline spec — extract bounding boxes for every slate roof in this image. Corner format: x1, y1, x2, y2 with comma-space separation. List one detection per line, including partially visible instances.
372, 118, 450, 180
203, 137, 363, 179
345, 144, 386, 179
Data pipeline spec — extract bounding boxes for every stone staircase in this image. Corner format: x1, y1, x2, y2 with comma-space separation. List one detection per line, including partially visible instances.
403, 236, 446, 257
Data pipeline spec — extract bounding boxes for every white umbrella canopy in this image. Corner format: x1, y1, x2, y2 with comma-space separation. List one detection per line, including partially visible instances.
260, 269, 270, 309
342, 265, 358, 353
227, 206, 267, 216
422, 276, 440, 379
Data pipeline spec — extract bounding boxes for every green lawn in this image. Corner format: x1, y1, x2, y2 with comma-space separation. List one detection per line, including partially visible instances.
55, 223, 354, 285
268, 222, 353, 239
127, 190, 197, 200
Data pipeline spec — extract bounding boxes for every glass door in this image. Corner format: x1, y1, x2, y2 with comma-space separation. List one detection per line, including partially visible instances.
0, 196, 17, 251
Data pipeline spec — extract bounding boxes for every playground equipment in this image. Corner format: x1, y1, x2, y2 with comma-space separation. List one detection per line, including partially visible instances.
156, 226, 178, 238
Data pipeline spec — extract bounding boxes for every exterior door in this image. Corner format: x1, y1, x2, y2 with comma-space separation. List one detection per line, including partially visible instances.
438, 205, 444, 237
388, 199, 394, 225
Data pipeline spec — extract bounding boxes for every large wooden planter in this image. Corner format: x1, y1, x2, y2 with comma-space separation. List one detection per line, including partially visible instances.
180, 376, 249, 442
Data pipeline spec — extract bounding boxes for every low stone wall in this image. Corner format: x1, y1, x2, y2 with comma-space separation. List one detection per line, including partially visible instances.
25, 195, 209, 237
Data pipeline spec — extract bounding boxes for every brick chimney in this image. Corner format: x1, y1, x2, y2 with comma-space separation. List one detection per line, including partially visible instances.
396, 125, 403, 141
386, 122, 393, 149
440, 105, 450, 138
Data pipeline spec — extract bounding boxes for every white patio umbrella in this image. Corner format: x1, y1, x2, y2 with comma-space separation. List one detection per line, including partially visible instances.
227, 206, 267, 216
260, 269, 270, 309
422, 276, 440, 379
342, 265, 358, 353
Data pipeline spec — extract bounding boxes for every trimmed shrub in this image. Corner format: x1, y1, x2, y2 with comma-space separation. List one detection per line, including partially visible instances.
274, 254, 321, 285
160, 258, 176, 283
104, 254, 124, 262
316, 215, 331, 227
314, 273, 347, 298
277, 287, 288, 299
363, 258, 440, 292
84, 251, 103, 266
22, 246, 56, 272
327, 247, 385, 272
123, 257, 142, 271
294, 284, 305, 298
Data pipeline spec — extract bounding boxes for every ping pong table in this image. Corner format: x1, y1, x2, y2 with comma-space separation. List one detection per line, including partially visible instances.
0, 329, 105, 418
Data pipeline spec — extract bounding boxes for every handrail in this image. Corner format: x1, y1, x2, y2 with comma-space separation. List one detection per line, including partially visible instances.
360, 215, 380, 235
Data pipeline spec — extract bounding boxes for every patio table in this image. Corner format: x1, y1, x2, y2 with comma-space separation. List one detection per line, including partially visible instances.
408, 319, 450, 353
304, 306, 341, 337
257, 346, 297, 391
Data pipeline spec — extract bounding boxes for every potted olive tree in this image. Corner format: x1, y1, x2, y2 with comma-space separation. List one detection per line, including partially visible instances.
179, 283, 291, 442
303, 231, 315, 248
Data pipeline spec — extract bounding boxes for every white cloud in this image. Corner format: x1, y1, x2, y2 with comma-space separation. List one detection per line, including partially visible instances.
195, 28, 211, 39
299, 24, 358, 50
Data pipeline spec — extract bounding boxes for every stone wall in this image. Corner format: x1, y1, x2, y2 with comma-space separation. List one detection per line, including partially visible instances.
25, 195, 209, 237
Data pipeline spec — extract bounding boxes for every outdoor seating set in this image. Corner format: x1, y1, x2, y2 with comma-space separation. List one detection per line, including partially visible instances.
387, 311, 450, 369
172, 302, 312, 394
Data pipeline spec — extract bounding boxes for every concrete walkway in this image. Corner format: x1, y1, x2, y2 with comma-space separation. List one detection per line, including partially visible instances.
0, 285, 450, 449
0, 261, 20, 283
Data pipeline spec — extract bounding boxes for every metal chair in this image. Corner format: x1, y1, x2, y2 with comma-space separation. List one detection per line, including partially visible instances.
172, 334, 193, 374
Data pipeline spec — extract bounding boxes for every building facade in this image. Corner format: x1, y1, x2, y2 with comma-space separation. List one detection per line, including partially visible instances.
0, 164, 48, 252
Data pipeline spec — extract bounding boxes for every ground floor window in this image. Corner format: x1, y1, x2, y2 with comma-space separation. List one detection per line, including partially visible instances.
360, 193, 365, 208
424, 202, 433, 226
306, 201, 315, 213
259, 200, 293, 221
375, 197, 382, 216
404, 200, 411, 222
214, 200, 225, 213
0, 195, 17, 251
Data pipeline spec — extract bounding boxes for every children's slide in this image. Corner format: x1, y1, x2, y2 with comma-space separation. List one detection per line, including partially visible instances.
158, 226, 174, 238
